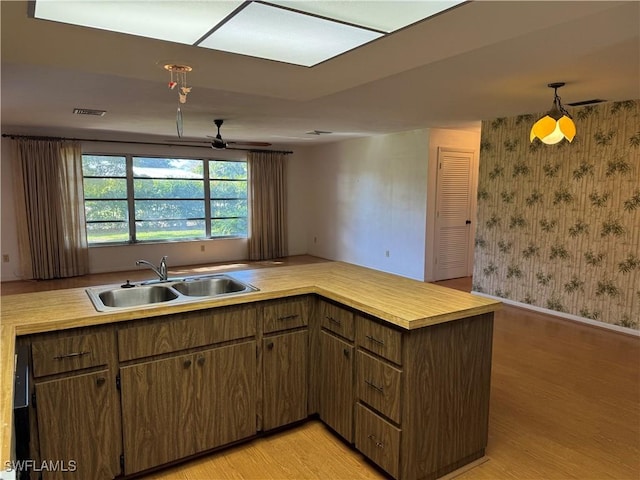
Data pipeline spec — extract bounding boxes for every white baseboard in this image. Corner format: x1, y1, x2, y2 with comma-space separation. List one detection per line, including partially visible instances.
472, 291, 640, 337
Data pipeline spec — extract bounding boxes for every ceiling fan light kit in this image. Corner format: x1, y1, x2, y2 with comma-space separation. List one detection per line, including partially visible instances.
530, 82, 576, 145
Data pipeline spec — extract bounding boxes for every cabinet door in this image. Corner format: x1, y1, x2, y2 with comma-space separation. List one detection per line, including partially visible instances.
36, 370, 120, 480
320, 331, 354, 442
120, 353, 196, 475
194, 341, 257, 452
263, 330, 308, 430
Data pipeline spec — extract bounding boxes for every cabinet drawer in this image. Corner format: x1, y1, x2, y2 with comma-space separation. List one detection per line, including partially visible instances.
263, 297, 308, 334
119, 312, 205, 361
32, 331, 111, 377
355, 404, 401, 479
118, 306, 256, 361
356, 350, 402, 423
319, 300, 355, 341
204, 305, 256, 345
356, 316, 402, 365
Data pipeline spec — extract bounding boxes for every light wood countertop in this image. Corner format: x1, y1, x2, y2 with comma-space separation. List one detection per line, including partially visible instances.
0, 261, 500, 468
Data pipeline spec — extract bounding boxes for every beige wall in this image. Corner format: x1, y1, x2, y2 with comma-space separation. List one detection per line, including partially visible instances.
304, 129, 430, 280
474, 100, 640, 330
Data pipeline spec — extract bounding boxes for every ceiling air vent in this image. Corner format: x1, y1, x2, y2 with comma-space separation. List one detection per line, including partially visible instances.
566, 99, 606, 107
73, 107, 106, 116
306, 130, 332, 135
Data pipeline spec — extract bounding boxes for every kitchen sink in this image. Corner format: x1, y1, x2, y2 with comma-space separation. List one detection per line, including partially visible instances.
86, 274, 258, 312
98, 285, 179, 308
172, 277, 250, 297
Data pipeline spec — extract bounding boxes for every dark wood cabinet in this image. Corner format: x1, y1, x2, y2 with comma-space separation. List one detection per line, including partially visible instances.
319, 330, 354, 442
262, 330, 308, 431
22, 291, 492, 480
120, 351, 196, 474
35, 370, 120, 480
120, 341, 257, 475
25, 327, 121, 480
193, 342, 257, 452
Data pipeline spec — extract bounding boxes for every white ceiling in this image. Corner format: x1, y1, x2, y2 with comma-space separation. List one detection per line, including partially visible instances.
1, 1, 639, 149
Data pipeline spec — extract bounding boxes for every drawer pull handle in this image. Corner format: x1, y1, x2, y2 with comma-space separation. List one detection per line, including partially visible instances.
53, 351, 90, 360
267, 342, 274, 350
197, 356, 205, 366
326, 316, 341, 325
367, 434, 384, 449
96, 377, 106, 387
184, 359, 192, 368
278, 314, 299, 321
343, 348, 350, 358
365, 379, 384, 393
365, 335, 385, 346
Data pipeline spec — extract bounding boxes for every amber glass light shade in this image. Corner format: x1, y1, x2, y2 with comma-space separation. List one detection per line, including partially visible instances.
530, 83, 576, 145
530, 113, 576, 144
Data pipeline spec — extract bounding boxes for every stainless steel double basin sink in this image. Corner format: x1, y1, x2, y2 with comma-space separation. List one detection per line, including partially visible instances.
86, 274, 258, 312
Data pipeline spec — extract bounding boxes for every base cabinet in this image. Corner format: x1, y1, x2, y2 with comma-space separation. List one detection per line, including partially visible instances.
35, 370, 120, 480
193, 342, 257, 452
319, 331, 354, 442
120, 352, 194, 474
262, 330, 308, 431
120, 341, 256, 475
21, 293, 492, 480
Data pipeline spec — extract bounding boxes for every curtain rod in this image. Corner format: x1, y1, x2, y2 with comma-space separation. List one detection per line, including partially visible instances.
1, 133, 294, 154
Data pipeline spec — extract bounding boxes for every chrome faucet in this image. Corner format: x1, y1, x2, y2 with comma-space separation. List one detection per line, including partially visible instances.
136, 256, 168, 282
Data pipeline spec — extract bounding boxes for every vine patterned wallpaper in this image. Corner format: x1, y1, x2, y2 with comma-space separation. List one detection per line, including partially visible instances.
473, 99, 640, 330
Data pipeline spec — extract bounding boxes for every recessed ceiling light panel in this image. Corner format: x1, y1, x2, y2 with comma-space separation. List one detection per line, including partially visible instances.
269, 0, 466, 32
33, 1, 244, 45
32, 0, 465, 67
197, 2, 383, 67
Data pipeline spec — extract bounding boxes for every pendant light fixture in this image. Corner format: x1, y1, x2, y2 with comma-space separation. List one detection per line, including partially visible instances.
530, 82, 576, 145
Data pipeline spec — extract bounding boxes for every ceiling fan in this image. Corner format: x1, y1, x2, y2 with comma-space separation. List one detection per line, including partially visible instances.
208, 119, 271, 150
168, 119, 272, 150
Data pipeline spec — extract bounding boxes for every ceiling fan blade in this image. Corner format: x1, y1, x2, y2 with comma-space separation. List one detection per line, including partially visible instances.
227, 140, 272, 147
166, 139, 209, 144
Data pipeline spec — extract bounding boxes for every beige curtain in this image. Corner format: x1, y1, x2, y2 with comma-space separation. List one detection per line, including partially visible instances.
12, 139, 89, 279
247, 151, 288, 260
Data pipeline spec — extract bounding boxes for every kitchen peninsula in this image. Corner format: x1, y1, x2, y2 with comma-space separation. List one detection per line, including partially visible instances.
1, 261, 500, 480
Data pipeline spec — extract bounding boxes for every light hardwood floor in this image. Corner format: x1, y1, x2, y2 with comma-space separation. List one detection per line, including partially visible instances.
3, 259, 638, 479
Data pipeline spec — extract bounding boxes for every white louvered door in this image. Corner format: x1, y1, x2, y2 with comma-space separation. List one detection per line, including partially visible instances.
434, 148, 474, 281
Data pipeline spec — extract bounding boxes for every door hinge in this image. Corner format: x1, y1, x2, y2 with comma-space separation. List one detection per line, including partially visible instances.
31, 392, 36, 410
116, 373, 121, 391
120, 453, 125, 473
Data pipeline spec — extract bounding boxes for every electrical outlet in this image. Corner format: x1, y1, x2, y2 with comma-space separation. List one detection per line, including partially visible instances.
200, 245, 205, 252
313, 236, 317, 244
2, 254, 9, 263
385, 250, 390, 258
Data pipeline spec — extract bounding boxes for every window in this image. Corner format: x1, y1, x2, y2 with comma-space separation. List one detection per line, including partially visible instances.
82, 154, 248, 244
